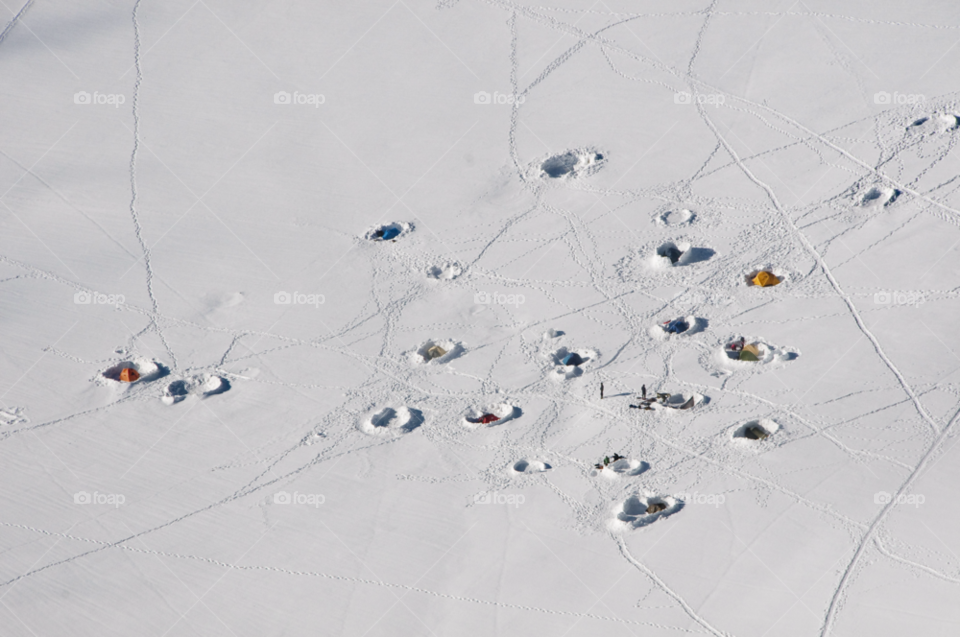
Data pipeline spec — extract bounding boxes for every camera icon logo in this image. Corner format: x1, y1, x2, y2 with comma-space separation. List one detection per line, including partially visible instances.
874, 91, 891, 105
474, 291, 491, 304
74, 491, 91, 504
74, 91, 91, 105
274, 91, 291, 105
474, 491, 492, 504
874, 491, 891, 505
74, 291, 92, 304
674, 91, 692, 105
273, 491, 291, 504
274, 291, 292, 304
874, 291, 892, 305
474, 91, 491, 105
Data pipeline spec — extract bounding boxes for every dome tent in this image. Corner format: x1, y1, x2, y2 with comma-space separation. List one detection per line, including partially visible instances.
752, 271, 780, 287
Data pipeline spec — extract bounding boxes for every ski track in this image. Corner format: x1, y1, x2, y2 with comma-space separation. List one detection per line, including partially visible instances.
3, 2, 960, 635
0, 0, 33, 48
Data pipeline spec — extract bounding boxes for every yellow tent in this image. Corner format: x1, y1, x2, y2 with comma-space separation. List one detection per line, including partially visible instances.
752, 271, 780, 287
739, 344, 761, 361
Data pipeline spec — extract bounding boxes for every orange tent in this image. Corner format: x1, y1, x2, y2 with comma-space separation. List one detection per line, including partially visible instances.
752, 271, 780, 287
119, 368, 140, 382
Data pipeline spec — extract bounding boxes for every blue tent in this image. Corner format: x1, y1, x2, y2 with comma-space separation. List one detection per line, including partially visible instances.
373, 226, 400, 240
561, 352, 584, 366
663, 318, 689, 334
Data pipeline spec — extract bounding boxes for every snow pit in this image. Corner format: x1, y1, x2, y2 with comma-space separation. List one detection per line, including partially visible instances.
360, 406, 423, 437
611, 494, 682, 530
462, 403, 520, 428
512, 459, 550, 474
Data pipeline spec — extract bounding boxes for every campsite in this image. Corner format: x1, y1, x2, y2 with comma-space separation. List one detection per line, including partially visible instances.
1, 2, 959, 636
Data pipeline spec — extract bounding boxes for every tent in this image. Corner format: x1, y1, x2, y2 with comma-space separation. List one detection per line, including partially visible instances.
744, 425, 769, 440
659, 245, 683, 264
646, 502, 667, 514
119, 367, 140, 382
561, 352, 584, 366
739, 343, 761, 361
425, 345, 447, 360
469, 413, 500, 424
374, 227, 400, 240
752, 271, 780, 287
663, 318, 689, 334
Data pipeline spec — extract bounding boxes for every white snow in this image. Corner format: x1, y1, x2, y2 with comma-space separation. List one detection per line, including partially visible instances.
2, 2, 960, 636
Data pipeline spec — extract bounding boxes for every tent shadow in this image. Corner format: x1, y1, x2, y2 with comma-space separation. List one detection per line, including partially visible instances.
678, 247, 715, 266
204, 377, 231, 396
402, 408, 425, 432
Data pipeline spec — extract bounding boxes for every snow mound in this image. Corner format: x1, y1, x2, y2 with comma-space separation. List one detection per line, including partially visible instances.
161, 374, 230, 405
656, 208, 695, 227
648, 315, 706, 341
547, 346, 597, 380
411, 339, 464, 365
532, 148, 605, 180
462, 402, 521, 429
98, 357, 165, 385
610, 494, 682, 531
591, 458, 648, 479
857, 185, 900, 208
511, 459, 551, 474
365, 221, 412, 242
542, 327, 564, 339
359, 406, 424, 437
650, 241, 714, 269
426, 262, 462, 280
906, 112, 959, 134
0, 407, 27, 427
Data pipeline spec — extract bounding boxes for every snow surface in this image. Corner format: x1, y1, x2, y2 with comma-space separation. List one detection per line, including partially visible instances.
2, 1, 960, 636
